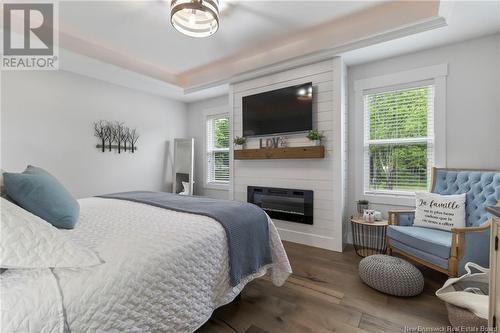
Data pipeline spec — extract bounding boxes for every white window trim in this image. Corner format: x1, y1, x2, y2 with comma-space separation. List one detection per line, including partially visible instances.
354, 64, 447, 206
203, 107, 230, 190
363, 81, 435, 197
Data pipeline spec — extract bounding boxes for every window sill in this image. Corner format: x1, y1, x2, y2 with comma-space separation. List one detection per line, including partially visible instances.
205, 182, 230, 191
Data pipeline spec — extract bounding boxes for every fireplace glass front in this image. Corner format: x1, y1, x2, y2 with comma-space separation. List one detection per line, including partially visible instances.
247, 186, 313, 225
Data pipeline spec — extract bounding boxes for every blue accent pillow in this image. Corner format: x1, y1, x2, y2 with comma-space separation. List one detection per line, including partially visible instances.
3, 166, 79, 229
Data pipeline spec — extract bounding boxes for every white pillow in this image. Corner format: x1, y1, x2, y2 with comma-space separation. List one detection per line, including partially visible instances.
0, 198, 102, 269
414, 192, 466, 231
179, 181, 191, 195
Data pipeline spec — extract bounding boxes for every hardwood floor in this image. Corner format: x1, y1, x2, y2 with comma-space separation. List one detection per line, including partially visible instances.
197, 241, 449, 333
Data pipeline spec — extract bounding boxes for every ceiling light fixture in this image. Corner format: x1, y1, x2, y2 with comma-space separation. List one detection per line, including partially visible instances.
170, 0, 220, 38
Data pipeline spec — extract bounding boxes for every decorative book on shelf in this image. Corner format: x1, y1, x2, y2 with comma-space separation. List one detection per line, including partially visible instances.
233, 146, 324, 160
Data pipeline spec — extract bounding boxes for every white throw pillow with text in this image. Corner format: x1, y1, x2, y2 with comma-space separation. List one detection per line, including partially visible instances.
414, 192, 466, 231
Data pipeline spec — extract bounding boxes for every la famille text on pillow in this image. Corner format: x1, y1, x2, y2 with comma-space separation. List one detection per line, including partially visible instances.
414, 192, 466, 231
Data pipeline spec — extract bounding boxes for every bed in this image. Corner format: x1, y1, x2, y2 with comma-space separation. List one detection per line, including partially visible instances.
1, 196, 292, 333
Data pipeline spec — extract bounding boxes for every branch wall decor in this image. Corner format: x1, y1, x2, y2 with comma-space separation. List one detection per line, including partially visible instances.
93, 121, 139, 153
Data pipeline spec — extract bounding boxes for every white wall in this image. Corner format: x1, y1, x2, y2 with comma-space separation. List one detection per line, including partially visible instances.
1, 70, 187, 198
231, 59, 347, 251
347, 33, 500, 219
186, 95, 229, 199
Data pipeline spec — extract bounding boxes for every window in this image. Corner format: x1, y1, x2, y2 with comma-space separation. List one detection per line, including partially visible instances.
363, 83, 435, 195
206, 115, 230, 185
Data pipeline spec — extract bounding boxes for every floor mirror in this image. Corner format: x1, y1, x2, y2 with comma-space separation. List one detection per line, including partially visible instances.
173, 138, 195, 195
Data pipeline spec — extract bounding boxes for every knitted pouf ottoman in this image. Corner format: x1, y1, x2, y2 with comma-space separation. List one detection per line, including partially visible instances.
359, 254, 424, 296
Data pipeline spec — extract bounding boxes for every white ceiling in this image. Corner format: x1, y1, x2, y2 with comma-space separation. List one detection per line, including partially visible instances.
343, 1, 500, 66
60, 1, 384, 73
52, 0, 500, 101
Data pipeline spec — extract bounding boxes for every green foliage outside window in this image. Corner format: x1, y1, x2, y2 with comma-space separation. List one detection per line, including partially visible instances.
211, 117, 229, 182
213, 118, 229, 149
367, 86, 431, 192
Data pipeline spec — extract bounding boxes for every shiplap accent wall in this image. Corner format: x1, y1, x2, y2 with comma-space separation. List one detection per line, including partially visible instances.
230, 58, 347, 251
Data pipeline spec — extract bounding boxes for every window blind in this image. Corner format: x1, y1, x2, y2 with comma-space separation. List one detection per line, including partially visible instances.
363, 84, 435, 194
207, 115, 230, 184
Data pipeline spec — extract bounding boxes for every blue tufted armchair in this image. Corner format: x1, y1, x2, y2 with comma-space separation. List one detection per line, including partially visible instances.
387, 168, 500, 277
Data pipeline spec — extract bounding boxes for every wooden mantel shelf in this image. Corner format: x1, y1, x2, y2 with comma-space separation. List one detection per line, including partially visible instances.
234, 146, 325, 160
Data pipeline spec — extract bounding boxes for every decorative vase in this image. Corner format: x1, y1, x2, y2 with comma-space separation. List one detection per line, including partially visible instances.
312, 140, 321, 146
235, 143, 246, 150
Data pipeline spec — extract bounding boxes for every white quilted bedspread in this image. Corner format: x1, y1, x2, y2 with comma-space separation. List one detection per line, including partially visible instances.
2, 198, 291, 333
0, 198, 102, 270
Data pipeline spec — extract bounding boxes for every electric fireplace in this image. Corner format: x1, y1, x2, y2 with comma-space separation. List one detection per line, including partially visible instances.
247, 186, 313, 225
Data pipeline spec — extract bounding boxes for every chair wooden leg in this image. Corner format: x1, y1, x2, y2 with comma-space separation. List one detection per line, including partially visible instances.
449, 231, 461, 277
386, 236, 392, 255
448, 256, 458, 277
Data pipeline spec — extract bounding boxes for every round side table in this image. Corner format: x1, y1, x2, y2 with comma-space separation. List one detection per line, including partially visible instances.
351, 216, 388, 257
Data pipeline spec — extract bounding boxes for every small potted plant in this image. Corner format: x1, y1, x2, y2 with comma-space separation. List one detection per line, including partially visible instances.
307, 130, 325, 146
233, 136, 247, 150
357, 200, 369, 216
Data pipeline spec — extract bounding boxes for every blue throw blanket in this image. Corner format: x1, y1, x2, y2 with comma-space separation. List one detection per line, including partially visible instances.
98, 191, 272, 286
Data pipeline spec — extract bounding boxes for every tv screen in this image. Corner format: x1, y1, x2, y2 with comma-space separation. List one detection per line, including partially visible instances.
242, 82, 313, 137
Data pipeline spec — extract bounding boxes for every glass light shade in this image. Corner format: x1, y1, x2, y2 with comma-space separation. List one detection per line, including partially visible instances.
170, 0, 220, 38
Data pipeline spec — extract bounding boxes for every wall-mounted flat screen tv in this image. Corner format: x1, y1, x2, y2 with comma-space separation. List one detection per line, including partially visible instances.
242, 82, 313, 137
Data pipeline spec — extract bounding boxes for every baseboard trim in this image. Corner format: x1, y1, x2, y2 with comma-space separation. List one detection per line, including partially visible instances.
276, 227, 342, 252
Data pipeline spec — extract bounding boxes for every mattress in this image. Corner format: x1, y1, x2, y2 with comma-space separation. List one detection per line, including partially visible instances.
2, 197, 291, 333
